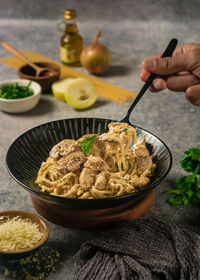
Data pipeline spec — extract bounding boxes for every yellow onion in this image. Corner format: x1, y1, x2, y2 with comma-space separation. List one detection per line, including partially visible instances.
80, 31, 111, 75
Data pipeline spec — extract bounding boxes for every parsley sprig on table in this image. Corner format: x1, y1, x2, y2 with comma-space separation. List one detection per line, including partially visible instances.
0, 81, 34, 99
80, 135, 97, 155
168, 148, 200, 206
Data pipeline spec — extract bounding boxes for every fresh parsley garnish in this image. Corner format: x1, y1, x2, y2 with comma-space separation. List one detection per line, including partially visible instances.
80, 135, 97, 155
0, 82, 34, 99
180, 148, 200, 173
168, 147, 200, 206
120, 128, 128, 134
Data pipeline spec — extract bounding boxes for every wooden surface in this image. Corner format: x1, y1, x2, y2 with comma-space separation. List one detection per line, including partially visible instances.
31, 190, 155, 229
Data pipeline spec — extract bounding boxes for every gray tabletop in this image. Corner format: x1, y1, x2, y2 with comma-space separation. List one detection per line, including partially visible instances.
0, 0, 200, 279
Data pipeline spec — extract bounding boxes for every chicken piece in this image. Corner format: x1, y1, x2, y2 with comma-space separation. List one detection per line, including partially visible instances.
122, 184, 135, 194
79, 168, 95, 190
84, 155, 109, 172
131, 175, 150, 189
95, 172, 107, 190
133, 139, 153, 175
78, 134, 105, 157
50, 139, 81, 160
56, 151, 86, 174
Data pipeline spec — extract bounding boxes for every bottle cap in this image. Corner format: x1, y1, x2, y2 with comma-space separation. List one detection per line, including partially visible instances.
64, 9, 77, 19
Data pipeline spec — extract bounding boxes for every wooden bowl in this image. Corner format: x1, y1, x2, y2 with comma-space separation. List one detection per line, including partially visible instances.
0, 210, 49, 256
31, 190, 155, 229
18, 62, 60, 92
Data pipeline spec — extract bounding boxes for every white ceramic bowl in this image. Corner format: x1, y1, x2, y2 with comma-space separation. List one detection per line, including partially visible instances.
0, 79, 41, 113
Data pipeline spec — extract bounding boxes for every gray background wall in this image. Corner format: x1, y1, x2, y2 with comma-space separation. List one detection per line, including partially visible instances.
0, 0, 200, 21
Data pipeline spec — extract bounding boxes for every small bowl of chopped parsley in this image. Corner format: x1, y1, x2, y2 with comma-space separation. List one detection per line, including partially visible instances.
0, 79, 41, 113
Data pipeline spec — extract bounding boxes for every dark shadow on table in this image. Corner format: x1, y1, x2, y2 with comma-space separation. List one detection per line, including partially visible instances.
103, 65, 131, 77
73, 99, 110, 112
24, 98, 56, 116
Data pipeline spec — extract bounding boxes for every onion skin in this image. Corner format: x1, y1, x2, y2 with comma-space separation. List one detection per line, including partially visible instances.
80, 31, 111, 75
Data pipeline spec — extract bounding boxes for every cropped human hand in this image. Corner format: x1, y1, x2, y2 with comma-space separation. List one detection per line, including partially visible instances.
140, 43, 200, 106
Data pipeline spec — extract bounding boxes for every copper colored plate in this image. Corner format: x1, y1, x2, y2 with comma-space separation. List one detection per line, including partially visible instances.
0, 210, 49, 255
31, 190, 155, 230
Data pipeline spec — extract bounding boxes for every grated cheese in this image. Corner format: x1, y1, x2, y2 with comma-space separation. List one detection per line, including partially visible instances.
0, 216, 43, 252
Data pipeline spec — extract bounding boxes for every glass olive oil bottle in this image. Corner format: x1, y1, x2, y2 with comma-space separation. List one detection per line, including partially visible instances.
60, 9, 83, 65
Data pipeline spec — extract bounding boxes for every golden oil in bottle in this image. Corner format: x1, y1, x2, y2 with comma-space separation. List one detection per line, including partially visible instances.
60, 9, 83, 65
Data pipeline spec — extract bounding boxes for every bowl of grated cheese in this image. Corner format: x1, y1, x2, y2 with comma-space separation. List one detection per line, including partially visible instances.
0, 210, 49, 256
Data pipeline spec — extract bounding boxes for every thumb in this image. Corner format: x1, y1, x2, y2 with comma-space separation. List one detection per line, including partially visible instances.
143, 53, 191, 75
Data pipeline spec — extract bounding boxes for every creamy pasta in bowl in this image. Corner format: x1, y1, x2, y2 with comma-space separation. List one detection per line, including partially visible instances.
6, 118, 172, 209
36, 123, 156, 199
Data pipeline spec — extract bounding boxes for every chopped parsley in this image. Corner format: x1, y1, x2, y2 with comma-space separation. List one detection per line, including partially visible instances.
80, 135, 97, 155
168, 148, 200, 206
0, 81, 34, 99
120, 128, 128, 135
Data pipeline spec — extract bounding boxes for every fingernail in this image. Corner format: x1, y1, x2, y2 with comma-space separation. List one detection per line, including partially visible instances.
154, 80, 161, 89
144, 59, 156, 70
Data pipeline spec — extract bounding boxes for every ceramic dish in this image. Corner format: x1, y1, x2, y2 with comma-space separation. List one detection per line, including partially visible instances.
0, 79, 41, 113
6, 118, 172, 210
18, 62, 60, 92
0, 210, 49, 257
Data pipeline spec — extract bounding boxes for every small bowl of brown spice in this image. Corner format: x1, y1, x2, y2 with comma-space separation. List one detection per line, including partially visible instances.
18, 62, 61, 92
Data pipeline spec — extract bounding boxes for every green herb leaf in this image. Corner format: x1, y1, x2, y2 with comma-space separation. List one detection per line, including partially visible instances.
80, 135, 97, 155
168, 147, 200, 207
167, 189, 182, 195
196, 192, 200, 199
168, 197, 186, 206
186, 189, 193, 199
180, 148, 200, 174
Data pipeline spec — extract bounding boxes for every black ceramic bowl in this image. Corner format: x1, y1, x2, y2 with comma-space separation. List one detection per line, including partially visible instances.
6, 118, 172, 210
